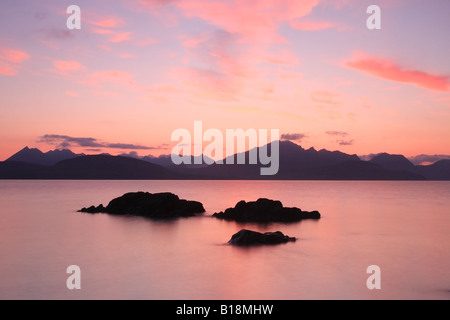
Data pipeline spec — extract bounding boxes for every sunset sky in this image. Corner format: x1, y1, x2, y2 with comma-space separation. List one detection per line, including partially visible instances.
1, 0, 449, 161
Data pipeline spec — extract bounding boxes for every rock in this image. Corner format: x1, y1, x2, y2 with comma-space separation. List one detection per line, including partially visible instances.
78, 192, 205, 219
79, 204, 105, 214
213, 198, 320, 223
228, 229, 296, 246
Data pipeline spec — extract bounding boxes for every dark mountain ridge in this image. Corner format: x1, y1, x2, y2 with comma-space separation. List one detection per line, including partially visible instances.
6, 147, 84, 166
1, 142, 448, 180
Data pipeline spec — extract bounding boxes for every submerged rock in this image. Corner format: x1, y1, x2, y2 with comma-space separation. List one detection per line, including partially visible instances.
213, 198, 320, 223
79, 192, 205, 219
228, 229, 296, 246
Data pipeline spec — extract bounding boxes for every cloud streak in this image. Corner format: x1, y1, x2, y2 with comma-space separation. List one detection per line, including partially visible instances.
326, 131, 353, 146
290, 19, 337, 31
326, 131, 348, 137
39, 134, 156, 150
142, 0, 318, 102
281, 133, 307, 142
337, 139, 354, 146
52, 60, 83, 75
89, 17, 125, 28
86, 13, 134, 44
169, 0, 321, 42
346, 53, 450, 92
408, 154, 450, 166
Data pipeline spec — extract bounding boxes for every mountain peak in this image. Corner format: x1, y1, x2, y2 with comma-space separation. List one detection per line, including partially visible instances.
6, 147, 83, 166
20, 146, 40, 152
279, 140, 306, 151
369, 153, 415, 171
7, 147, 44, 162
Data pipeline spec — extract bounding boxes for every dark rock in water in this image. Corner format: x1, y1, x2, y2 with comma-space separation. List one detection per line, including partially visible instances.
79, 192, 205, 219
228, 229, 296, 246
213, 198, 320, 223
80, 204, 105, 214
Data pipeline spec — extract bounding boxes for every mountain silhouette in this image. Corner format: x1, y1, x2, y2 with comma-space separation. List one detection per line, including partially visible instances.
303, 160, 424, 180
369, 153, 416, 172
1, 142, 448, 180
415, 160, 450, 180
47, 155, 183, 179
408, 154, 450, 166
120, 153, 214, 169
182, 141, 422, 180
368, 153, 450, 180
0, 161, 49, 179
6, 147, 84, 166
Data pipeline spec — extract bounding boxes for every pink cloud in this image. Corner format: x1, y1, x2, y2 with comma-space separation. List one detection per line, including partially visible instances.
0, 48, 30, 63
290, 19, 336, 31
91, 90, 121, 98
144, 0, 320, 42
0, 61, 16, 76
435, 96, 450, 102
97, 44, 112, 52
39, 40, 60, 50
180, 33, 209, 48
91, 28, 114, 35
87, 14, 132, 43
117, 53, 136, 59
135, 37, 158, 46
346, 53, 450, 92
176, 0, 276, 41
65, 91, 79, 97
53, 60, 83, 75
84, 11, 126, 28
92, 28, 133, 43
0, 47, 30, 76
90, 17, 125, 28
109, 32, 133, 43
143, 1, 319, 102
176, 31, 299, 102
277, 69, 303, 80
176, 31, 275, 101
188, 30, 259, 76
146, 84, 184, 95
264, 48, 299, 65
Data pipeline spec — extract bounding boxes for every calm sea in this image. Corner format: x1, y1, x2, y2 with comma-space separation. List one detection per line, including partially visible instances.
0, 180, 449, 300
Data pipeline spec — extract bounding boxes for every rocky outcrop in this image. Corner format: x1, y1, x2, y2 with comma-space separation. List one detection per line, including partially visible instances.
79, 192, 205, 219
228, 229, 296, 246
213, 198, 320, 223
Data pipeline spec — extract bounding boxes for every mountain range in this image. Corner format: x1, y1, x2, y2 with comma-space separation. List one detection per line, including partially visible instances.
1, 143, 449, 180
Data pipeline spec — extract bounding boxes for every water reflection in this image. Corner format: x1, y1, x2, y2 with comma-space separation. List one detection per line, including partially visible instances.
0, 180, 449, 299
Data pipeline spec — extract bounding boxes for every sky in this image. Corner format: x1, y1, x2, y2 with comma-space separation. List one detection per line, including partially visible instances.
0, 0, 449, 161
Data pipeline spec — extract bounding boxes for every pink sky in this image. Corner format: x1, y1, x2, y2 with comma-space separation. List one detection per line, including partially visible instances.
0, 0, 449, 160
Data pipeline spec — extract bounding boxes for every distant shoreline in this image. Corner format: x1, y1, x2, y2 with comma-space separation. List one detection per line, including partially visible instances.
1, 141, 449, 180
1, 178, 448, 181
